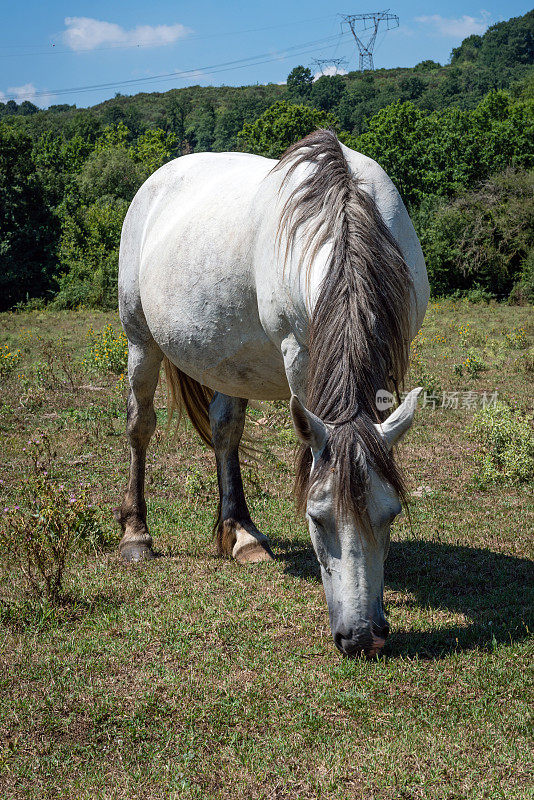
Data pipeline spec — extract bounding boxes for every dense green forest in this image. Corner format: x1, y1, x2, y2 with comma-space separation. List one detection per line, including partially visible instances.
1, 10, 533, 310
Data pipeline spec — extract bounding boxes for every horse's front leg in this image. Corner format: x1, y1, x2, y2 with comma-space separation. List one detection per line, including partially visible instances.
209, 392, 274, 564
118, 340, 162, 562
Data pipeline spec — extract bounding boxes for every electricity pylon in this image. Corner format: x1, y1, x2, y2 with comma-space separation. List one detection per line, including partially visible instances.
312, 57, 349, 76
340, 10, 399, 71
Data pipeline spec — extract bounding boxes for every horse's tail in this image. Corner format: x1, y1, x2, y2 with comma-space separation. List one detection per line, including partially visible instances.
163, 356, 214, 448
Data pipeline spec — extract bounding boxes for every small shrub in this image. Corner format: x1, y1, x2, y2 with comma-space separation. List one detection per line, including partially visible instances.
467, 402, 534, 487
12, 297, 47, 312
35, 336, 78, 390
416, 367, 441, 396
458, 324, 471, 349
0, 344, 22, 376
454, 349, 487, 378
0, 437, 104, 603
465, 286, 495, 303
504, 326, 528, 349
86, 324, 128, 374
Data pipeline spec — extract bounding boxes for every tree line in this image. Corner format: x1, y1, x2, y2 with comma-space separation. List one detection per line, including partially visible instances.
0, 11, 532, 310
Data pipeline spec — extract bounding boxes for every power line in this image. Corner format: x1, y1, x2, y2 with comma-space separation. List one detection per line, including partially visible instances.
3, 31, 351, 102
0, 14, 337, 57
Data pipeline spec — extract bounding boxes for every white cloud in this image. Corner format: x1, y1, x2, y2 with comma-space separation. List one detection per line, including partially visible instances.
0, 83, 54, 108
313, 65, 348, 82
62, 17, 190, 51
415, 12, 491, 39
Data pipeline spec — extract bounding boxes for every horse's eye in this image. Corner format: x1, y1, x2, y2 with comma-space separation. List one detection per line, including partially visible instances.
308, 514, 324, 530
385, 504, 402, 525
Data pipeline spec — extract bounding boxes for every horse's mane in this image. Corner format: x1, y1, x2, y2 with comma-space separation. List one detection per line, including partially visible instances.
275, 130, 412, 523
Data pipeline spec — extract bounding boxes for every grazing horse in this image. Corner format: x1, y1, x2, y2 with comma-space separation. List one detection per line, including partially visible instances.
118, 130, 429, 658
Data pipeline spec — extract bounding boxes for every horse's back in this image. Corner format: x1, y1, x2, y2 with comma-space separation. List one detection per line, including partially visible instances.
119, 152, 273, 309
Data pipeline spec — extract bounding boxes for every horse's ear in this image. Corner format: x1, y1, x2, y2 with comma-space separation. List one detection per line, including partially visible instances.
290, 396, 328, 454
375, 387, 422, 449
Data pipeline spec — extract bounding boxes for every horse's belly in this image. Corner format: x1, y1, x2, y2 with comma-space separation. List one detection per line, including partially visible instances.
139, 253, 289, 400
169, 336, 289, 400
153, 324, 289, 400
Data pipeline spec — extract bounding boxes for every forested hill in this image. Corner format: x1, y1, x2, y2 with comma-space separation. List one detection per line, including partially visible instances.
0, 10, 533, 311
2, 10, 533, 148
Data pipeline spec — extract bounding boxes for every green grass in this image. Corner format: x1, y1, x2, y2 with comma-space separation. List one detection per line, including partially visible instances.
0, 301, 533, 799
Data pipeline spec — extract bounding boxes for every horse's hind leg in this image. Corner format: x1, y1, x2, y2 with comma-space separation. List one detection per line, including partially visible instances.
209, 393, 274, 564
118, 339, 162, 562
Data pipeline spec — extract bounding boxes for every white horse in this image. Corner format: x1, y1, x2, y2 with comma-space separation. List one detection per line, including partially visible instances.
118, 130, 429, 658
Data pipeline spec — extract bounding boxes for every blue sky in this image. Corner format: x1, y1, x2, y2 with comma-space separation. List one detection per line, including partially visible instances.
1, 2, 532, 108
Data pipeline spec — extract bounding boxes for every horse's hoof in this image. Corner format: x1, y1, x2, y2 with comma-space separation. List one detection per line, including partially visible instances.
230, 524, 275, 564
234, 540, 275, 564
120, 543, 155, 563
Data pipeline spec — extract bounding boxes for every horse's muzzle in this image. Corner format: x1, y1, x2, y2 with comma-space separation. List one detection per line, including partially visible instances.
333, 620, 389, 658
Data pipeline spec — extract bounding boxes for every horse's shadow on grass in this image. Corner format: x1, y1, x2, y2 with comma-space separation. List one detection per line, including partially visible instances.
277, 537, 533, 659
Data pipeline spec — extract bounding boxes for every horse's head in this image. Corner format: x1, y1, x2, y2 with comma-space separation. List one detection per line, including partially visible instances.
290, 388, 421, 658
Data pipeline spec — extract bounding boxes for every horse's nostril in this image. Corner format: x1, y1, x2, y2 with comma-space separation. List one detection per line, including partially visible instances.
376, 621, 390, 640
334, 626, 362, 655
371, 617, 390, 641
334, 630, 349, 652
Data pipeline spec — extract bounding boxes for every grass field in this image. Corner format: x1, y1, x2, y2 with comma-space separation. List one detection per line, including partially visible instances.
0, 300, 532, 800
